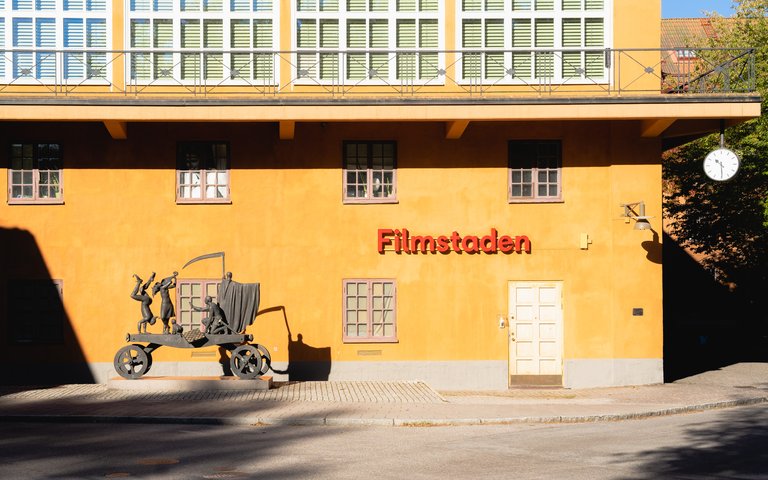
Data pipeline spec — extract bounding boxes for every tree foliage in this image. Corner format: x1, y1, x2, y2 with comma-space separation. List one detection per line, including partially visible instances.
663, 0, 768, 297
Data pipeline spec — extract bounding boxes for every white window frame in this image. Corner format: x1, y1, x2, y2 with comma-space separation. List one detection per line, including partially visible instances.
0, 0, 111, 84
292, 0, 444, 85
455, 0, 613, 85
125, 0, 280, 85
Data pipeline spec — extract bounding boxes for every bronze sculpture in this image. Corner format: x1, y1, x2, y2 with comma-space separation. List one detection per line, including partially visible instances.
131, 273, 156, 333
152, 271, 178, 334
191, 295, 230, 335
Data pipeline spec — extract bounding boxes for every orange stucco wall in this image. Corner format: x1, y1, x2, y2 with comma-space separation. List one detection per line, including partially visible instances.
0, 119, 663, 371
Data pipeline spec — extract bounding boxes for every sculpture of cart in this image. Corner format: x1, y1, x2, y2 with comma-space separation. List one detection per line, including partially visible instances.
114, 271, 270, 380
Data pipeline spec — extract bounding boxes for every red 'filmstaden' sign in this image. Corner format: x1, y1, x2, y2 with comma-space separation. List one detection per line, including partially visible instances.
377, 228, 531, 254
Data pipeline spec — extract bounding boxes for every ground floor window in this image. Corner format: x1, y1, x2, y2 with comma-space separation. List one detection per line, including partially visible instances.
7, 279, 63, 344
176, 279, 220, 332
343, 279, 397, 343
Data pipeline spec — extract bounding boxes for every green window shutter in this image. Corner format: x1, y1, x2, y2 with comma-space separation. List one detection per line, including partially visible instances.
562, 0, 581, 10
533, 0, 551, 10
297, 0, 316, 10
370, 0, 387, 11
154, 19, 173, 48
181, 0, 200, 11
534, 18, 553, 47
320, 19, 339, 80
255, 19, 272, 48
462, 19, 481, 78
486, 0, 503, 11
204, 20, 223, 79
534, 19, 553, 78
231, 19, 250, 79
297, 19, 317, 78
585, 0, 602, 9
562, 18, 581, 47
397, 0, 415, 11
513, 0, 531, 10
485, 19, 504, 79
154, 0, 172, 11
297, 19, 317, 48
204, 0, 223, 11
254, 0, 272, 11
320, 0, 338, 10
396, 19, 415, 79
347, 0, 365, 11
231, 0, 249, 11
181, 20, 200, 79
463, 0, 481, 11
370, 19, 389, 78
419, 0, 436, 10
131, 19, 150, 48
347, 20, 367, 79
585, 18, 604, 78
181, 19, 200, 47
511, 19, 531, 47
585, 18, 603, 46
231, 20, 250, 48
419, 19, 437, 79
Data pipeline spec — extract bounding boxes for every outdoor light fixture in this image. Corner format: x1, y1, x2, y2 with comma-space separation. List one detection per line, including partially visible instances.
621, 201, 653, 231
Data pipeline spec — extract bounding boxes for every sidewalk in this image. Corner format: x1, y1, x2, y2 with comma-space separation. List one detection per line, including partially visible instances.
1, 363, 766, 427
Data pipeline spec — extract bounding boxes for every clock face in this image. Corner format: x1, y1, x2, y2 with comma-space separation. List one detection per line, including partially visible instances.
703, 148, 740, 181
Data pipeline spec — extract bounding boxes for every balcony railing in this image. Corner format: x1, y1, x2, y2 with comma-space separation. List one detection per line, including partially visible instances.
0, 47, 755, 100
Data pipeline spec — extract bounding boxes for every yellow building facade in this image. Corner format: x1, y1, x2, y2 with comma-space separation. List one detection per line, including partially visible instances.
0, 0, 760, 388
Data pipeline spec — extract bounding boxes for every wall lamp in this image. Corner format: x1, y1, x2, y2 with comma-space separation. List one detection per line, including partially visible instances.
621, 201, 653, 231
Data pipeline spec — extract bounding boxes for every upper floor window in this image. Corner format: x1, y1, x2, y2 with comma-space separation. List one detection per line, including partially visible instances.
508, 140, 562, 202
458, 0, 609, 83
0, 0, 110, 82
7, 279, 64, 344
343, 141, 396, 203
8, 143, 63, 204
343, 279, 397, 343
128, 0, 278, 83
295, 0, 442, 83
176, 141, 230, 203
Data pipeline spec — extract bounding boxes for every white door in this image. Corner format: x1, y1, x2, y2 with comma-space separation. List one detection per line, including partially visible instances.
508, 282, 563, 381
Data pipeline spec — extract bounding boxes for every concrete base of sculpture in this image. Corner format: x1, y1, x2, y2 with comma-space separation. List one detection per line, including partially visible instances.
108, 375, 273, 392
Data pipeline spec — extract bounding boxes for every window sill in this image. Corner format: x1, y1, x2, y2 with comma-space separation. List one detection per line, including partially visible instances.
176, 199, 232, 205
7, 199, 65, 205
508, 198, 564, 204
343, 198, 399, 205
343, 337, 399, 344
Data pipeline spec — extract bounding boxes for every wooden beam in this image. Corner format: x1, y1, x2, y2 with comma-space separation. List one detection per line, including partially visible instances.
103, 121, 128, 139
640, 118, 676, 138
279, 120, 295, 140
445, 120, 470, 139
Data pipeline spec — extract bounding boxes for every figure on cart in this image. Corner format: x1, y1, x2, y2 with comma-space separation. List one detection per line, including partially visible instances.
131, 273, 156, 333
191, 295, 230, 335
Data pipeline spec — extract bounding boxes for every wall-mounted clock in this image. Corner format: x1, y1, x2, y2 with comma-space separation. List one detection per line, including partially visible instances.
703, 147, 740, 182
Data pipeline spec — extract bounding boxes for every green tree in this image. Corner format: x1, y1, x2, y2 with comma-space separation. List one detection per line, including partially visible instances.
663, 0, 768, 302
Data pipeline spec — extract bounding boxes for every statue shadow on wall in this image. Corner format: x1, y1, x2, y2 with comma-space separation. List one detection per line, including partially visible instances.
255, 306, 332, 381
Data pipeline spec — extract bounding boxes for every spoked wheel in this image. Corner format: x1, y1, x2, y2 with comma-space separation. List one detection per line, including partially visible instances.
114, 344, 151, 379
254, 344, 272, 376
230, 345, 263, 379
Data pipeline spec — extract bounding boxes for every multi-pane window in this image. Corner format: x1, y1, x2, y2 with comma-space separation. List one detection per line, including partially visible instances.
459, 0, 609, 83
0, 0, 109, 81
176, 141, 230, 203
343, 279, 396, 343
128, 0, 278, 83
8, 143, 63, 204
7, 279, 64, 344
295, 0, 441, 82
176, 279, 220, 332
343, 141, 396, 203
508, 140, 562, 202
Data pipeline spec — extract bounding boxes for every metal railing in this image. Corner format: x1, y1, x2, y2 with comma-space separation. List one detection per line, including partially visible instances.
0, 47, 755, 100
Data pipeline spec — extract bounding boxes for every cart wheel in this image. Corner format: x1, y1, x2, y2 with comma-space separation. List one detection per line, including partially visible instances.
114, 344, 150, 379
230, 345, 263, 379
254, 344, 272, 375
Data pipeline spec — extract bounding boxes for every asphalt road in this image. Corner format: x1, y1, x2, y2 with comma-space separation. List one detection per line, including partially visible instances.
1, 404, 766, 479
